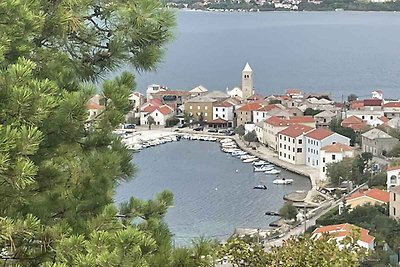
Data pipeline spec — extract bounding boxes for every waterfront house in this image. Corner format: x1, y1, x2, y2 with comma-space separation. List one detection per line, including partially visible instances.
255, 121, 264, 142
361, 128, 399, 157
341, 116, 368, 132
140, 104, 174, 126
387, 166, 400, 189
305, 128, 350, 169
312, 223, 375, 250
315, 110, 338, 128
128, 92, 145, 116
277, 124, 314, 165
236, 102, 263, 126
184, 95, 217, 123
383, 102, 400, 119
389, 185, 400, 220
252, 104, 284, 123
345, 110, 385, 126
320, 143, 354, 181
342, 188, 389, 213
146, 84, 167, 100
189, 85, 208, 97
212, 100, 235, 128
150, 90, 192, 116
263, 116, 315, 150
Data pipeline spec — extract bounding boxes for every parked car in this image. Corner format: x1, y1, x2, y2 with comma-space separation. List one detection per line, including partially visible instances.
224, 131, 235, 136
208, 128, 218, 133
124, 123, 135, 129
193, 126, 204, 131
218, 129, 229, 134
177, 123, 185, 128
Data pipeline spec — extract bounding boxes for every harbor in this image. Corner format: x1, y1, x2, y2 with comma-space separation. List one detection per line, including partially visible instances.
115, 129, 311, 245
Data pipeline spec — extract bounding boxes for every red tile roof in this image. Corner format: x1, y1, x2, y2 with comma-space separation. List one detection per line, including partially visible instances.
87, 102, 104, 110
347, 188, 389, 203
143, 105, 157, 113
379, 116, 389, 123
383, 102, 400, 108
209, 118, 228, 124
341, 116, 368, 131
152, 90, 191, 96
313, 223, 375, 244
305, 128, 334, 140
214, 101, 233, 108
157, 105, 174, 115
364, 99, 382, 107
387, 166, 400, 172
321, 143, 353, 153
265, 116, 315, 127
351, 100, 365, 109
149, 98, 163, 106
237, 103, 263, 112
256, 104, 280, 112
278, 124, 314, 138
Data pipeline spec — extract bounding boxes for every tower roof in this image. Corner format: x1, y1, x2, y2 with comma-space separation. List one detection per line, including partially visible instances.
243, 62, 252, 72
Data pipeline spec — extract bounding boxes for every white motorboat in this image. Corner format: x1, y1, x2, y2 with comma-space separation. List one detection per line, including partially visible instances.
240, 155, 257, 160
273, 178, 293, 185
220, 138, 234, 143
243, 158, 258, 163
253, 160, 269, 166
222, 148, 240, 153
232, 151, 247, 157
254, 166, 274, 172
253, 185, 268, 190
265, 169, 281, 175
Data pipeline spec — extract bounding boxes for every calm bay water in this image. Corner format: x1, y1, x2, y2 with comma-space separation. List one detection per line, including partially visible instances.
125, 11, 400, 100
115, 140, 311, 245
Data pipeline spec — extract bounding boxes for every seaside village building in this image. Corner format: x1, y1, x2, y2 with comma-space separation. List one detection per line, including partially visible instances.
312, 223, 375, 251
387, 166, 400, 189
212, 100, 235, 128
184, 95, 217, 123
319, 143, 354, 181
361, 128, 399, 157
305, 128, 350, 169
389, 185, 400, 220
340, 188, 389, 214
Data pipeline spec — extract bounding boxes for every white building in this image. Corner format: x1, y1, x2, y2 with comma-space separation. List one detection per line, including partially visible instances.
305, 128, 350, 169
252, 104, 284, 124
277, 124, 314, 165
372, 90, 384, 100
128, 92, 145, 116
213, 101, 234, 125
140, 105, 174, 126
319, 143, 354, 181
345, 110, 385, 127
387, 166, 400, 189
189, 85, 208, 97
226, 87, 243, 99
146, 84, 167, 100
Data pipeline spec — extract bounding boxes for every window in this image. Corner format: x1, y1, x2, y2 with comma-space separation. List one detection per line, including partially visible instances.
332, 155, 336, 160
362, 115, 365, 119
288, 146, 291, 151
197, 106, 200, 110
222, 114, 225, 118
280, 143, 282, 148
299, 139, 302, 144
323, 157, 325, 163
284, 145, 286, 149
323, 167, 325, 172
317, 160, 319, 165
204, 113, 207, 116
215, 108, 218, 111
297, 148, 302, 153
284, 136, 286, 141
155, 113, 158, 116
205, 106, 208, 110
293, 147, 295, 152
284, 153, 286, 158
308, 157, 310, 163
308, 148, 310, 152
223, 108, 225, 112
280, 152, 282, 156
190, 106, 193, 110
293, 138, 295, 143
370, 116, 373, 120
280, 135, 282, 140
394, 193, 397, 202
394, 207, 396, 216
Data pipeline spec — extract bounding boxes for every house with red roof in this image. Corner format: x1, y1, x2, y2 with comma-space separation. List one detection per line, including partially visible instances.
345, 109, 385, 127
86, 101, 105, 121
383, 101, 400, 119
342, 188, 389, 213
263, 116, 315, 150
252, 104, 285, 123
212, 100, 235, 128
305, 128, 350, 169
312, 223, 375, 250
277, 124, 314, 165
140, 104, 174, 126
150, 89, 192, 116
350, 99, 382, 111
341, 116, 368, 132
236, 102, 263, 126
320, 143, 354, 181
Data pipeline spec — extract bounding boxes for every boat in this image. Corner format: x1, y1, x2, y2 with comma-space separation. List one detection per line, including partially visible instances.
240, 155, 256, 160
265, 211, 280, 216
243, 158, 258, 163
232, 151, 247, 157
273, 178, 293, 185
253, 160, 269, 166
220, 138, 234, 143
265, 169, 281, 175
254, 166, 274, 172
253, 185, 267, 190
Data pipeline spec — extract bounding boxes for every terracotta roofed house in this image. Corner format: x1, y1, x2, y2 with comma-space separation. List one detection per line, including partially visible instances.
361, 128, 399, 157
236, 102, 263, 126
253, 104, 283, 123
263, 116, 315, 150
320, 143, 354, 181
383, 102, 400, 119
305, 128, 350, 169
312, 223, 375, 250
212, 100, 235, 128
277, 124, 314, 165
387, 166, 400, 189
342, 188, 389, 213
341, 116, 368, 132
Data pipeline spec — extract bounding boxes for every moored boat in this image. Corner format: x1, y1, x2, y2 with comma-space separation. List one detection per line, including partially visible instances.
253, 185, 268, 190
273, 178, 293, 185
254, 165, 274, 172
243, 158, 258, 163
265, 169, 281, 175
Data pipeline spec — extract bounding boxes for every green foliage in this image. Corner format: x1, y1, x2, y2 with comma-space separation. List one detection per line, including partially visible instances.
218, 236, 361, 266
147, 115, 156, 129
166, 117, 180, 127
326, 156, 369, 186
243, 130, 258, 144
330, 118, 358, 146
235, 125, 245, 136
279, 202, 298, 220
347, 94, 358, 102
386, 142, 400, 157
304, 108, 322, 117
268, 99, 282, 104
368, 172, 387, 188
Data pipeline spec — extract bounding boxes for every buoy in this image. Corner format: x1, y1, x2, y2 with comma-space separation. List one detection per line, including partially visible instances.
215, 187, 218, 191
235, 169, 239, 173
